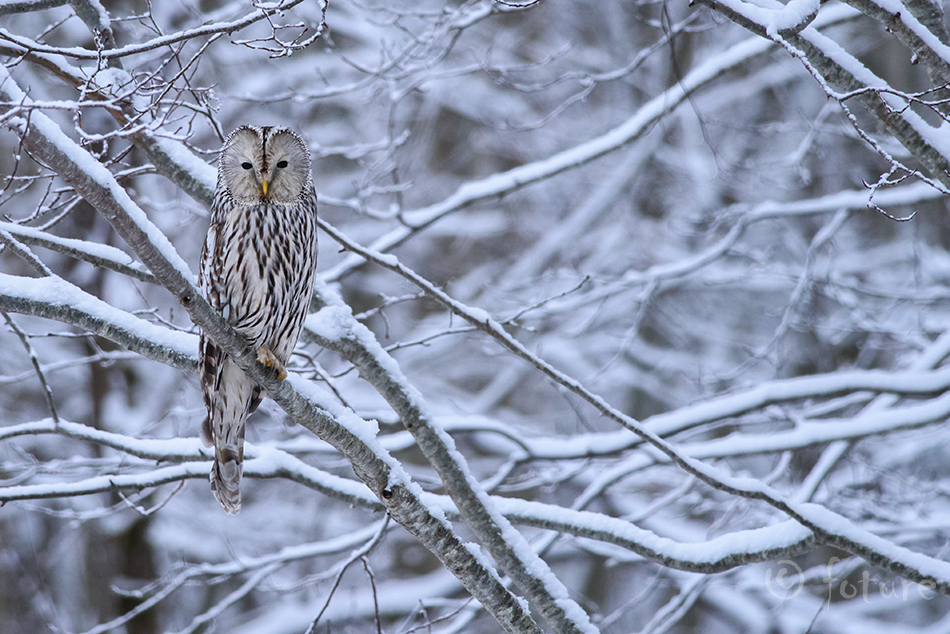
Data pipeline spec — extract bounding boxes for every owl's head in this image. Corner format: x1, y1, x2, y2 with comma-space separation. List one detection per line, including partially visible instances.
219, 126, 312, 203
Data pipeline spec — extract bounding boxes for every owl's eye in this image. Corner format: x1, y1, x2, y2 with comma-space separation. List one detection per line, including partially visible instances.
241, 162, 253, 170
276, 160, 288, 169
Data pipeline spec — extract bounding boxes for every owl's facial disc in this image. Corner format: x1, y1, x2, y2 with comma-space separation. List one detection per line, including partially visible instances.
220, 126, 310, 203
261, 156, 290, 198
261, 133, 309, 202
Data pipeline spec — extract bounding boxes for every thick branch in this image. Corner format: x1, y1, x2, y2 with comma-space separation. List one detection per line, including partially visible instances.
306, 285, 596, 634
839, 0, 950, 84
0, 0, 68, 16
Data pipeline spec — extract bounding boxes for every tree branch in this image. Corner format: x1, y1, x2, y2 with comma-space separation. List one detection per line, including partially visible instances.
0, 272, 195, 371
0, 0, 317, 60
694, 0, 950, 188
0, 418, 822, 577
306, 283, 596, 634
0, 220, 156, 283
0, 0, 68, 16
0, 66, 542, 634
316, 214, 950, 595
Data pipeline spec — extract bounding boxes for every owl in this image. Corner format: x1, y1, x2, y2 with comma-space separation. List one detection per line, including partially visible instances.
198, 125, 319, 514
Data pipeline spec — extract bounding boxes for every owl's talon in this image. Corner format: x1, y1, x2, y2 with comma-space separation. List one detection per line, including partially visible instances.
257, 346, 287, 380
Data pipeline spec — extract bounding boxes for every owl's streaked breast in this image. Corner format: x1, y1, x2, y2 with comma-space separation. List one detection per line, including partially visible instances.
211, 195, 318, 357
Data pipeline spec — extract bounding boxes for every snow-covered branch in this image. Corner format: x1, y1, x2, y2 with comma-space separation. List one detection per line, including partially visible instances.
318, 215, 950, 595
321, 30, 777, 281
0, 419, 822, 577
5, 1, 950, 630
0, 64, 542, 634
0, 220, 156, 283
695, 0, 950, 189
0, 0, 320, 60
0, 272, 195, 370
305, 282, 595, 634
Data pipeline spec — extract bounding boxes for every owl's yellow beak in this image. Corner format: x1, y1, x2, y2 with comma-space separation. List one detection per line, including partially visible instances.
261, 180, 269, 196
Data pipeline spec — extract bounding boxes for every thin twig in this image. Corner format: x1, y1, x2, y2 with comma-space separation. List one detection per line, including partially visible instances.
3, 312, 58, 423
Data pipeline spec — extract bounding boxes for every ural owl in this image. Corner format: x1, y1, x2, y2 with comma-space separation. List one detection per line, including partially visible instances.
198, 125, 319, 514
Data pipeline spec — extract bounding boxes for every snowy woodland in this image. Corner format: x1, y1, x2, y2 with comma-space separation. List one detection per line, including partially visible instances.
5, 0, 950, 632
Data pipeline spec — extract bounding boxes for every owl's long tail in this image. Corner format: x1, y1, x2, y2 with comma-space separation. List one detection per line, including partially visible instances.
210, 444, 243, 514
199, 414, 244, 514
201, 412, 246, 515
200, 350, 259, 515
201, 320, 278, 512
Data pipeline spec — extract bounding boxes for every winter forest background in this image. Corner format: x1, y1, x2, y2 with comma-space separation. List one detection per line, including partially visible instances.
4, 0, 950, 632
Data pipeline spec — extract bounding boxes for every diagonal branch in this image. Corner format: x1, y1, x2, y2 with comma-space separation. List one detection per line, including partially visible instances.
837, 0, 950, 85
305, 283, 596, 634
694, 0, 950, 189
0, 0, 319, 60
316, 214, 950, 596
0, 66, 542, 634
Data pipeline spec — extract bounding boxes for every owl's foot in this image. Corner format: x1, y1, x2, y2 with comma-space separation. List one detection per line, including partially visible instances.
257, 346, 287, 381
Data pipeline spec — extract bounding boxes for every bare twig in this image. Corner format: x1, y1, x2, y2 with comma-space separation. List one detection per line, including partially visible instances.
3, 312, 58, 422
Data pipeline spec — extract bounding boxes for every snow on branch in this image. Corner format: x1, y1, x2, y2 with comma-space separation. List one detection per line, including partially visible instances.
0, 220, 156, 283
0, 418, 205, 460
0, 0, 323, 60
320, 31, 778, 281
305, 282, 596, 634
0, 68, 197, 283
319, 5, 866, 283
1, 7, 256, 208
695, 0, 950, 190
365, 361, 950, 465
0, 419, 826, 579
0, 272, 195, 370
838, 0, 950, 83
500, 500, 816, 574
607, 180, 944, 290
697, 0, 820, 37
0, 462, 209, 502
0, 436, 377, 512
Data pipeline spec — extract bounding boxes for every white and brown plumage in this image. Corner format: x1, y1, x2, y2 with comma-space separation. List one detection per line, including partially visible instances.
199, 125, 318, 514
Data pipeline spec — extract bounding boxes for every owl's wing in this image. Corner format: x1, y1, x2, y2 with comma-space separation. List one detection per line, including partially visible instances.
198, 220, 223, 445
197, 219, 263, 449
